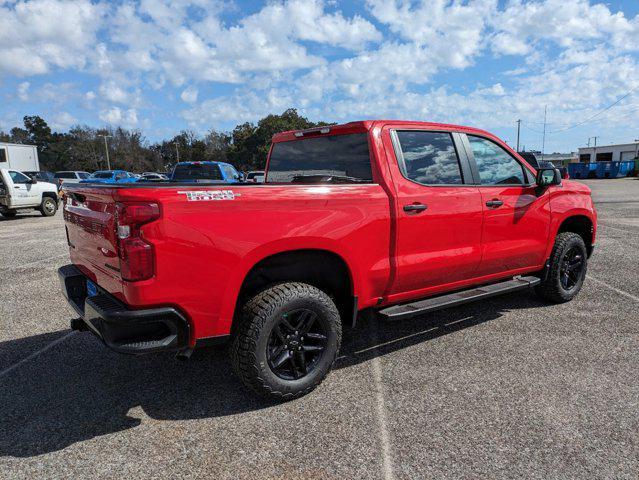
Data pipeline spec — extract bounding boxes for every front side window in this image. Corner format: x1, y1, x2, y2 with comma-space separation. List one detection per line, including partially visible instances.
55, 172, 75, 179
268, 134, 372, 184
395, 131, 463, 185
9, 171, 31, 183
468, 135, 525, 185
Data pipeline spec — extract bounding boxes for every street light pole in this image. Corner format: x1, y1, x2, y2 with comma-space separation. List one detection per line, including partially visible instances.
516, 119, 521, 152
175, 142, 180, 163
98, 134, 112, 170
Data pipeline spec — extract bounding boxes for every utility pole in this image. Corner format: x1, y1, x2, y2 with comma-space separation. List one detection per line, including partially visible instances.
541, 106, 547, 162
592, 136, 598, 162
516, 119, 521, 152
175, 142, 180, 163
98, 134, 112, 170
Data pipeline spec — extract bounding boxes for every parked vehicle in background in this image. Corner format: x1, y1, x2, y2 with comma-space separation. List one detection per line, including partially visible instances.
170, 161, 241, 183
24, 170, 57, 185
245, 170, 265, 183
80, 170, 137, 184
139, 172, 168, 181
0, 142, 39, 172
0, 168, 58, 217
59, 120, 597, 400
54, 171, 91, 187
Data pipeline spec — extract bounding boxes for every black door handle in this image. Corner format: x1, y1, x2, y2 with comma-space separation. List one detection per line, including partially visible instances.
403, 203, 428, 213
486, 199, 504, 208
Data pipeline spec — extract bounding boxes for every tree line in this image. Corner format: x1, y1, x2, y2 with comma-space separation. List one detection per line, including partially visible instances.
0, 109, 330, 173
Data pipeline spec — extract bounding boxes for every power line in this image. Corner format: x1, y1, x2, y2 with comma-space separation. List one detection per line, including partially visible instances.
546, 87, 637, 133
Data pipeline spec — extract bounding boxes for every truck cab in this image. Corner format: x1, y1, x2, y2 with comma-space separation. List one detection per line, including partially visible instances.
0, 168, 59, 217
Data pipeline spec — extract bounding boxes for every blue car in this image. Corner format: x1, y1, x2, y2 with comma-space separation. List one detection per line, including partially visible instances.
170, 162, 241, 183
80, 170, 138, 184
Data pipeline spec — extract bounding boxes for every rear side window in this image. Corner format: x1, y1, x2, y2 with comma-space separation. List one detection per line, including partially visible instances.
78, 172, 90, 179
467, 135, 525, 185
172, 163, 222, 181
395, 131, 463, 185
267, 134, 372, 184
0, 148, 6, 163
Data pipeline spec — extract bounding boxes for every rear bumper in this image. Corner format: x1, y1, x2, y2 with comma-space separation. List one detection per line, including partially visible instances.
58, 264, 190, 354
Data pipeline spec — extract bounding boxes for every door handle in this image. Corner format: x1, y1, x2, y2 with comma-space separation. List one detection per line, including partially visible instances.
485, 199, 504, 208
403, 203, 428, 213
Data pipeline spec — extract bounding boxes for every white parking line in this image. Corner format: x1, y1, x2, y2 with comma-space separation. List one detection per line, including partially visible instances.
0, 331, 75, 379
371, 355, 395, 480
587, 275, 639, 303
370, 321, 395, 480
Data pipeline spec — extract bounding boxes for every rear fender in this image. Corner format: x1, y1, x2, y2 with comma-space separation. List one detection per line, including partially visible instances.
216, 237, 360, 334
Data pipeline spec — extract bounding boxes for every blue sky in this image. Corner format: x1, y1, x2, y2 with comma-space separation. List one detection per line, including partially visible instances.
1, 0, 638, 152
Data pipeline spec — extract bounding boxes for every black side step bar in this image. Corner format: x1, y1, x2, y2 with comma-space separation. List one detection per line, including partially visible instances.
379, 276, 541, 321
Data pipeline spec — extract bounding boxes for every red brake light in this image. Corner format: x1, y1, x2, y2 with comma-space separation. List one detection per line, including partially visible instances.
115, 202, 160, 281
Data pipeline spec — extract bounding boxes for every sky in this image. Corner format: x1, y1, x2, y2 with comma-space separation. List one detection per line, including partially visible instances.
1, 0, 638, 152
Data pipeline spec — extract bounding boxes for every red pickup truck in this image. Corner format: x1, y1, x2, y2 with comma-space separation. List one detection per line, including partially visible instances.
59, 120, 597, 399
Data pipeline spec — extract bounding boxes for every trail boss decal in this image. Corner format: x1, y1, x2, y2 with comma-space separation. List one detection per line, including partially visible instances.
178, 190, 241, 201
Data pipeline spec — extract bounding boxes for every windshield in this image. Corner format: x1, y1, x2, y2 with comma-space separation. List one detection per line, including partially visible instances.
172, 163, 222, 181
91, 172, 114, 179
267, 134, 372, 184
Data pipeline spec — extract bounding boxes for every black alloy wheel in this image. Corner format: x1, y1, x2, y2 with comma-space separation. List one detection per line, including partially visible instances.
267, 308, 328, 380
559, 246, 584, 291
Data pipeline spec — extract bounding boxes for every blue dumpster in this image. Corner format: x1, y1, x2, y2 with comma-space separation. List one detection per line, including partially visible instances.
619, 161, 635, 177
596, 161, 622, 178
568, 163, 597, 179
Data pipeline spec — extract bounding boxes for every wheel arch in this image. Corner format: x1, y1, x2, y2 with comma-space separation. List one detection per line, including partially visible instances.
230, 249, 356, 335
556, 214, 594, 257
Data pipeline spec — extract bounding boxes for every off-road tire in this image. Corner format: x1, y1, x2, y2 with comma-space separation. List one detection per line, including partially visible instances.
40, 197, 57, 217
0, 210, 17, 218
536, 232, 588, 303
230, 282, 342, 400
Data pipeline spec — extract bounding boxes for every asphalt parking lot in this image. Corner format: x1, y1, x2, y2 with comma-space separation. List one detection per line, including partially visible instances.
1, 178, 638, 479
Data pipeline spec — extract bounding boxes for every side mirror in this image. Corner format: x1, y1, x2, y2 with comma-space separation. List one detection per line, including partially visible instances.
28, 176, 38, 184
536, 167, 561, 187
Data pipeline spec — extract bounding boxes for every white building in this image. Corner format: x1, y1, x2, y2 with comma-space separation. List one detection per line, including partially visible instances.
577, 142, 639, 163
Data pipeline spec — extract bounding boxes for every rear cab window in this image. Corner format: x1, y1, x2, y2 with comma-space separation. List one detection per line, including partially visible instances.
267, 133, 373, 184
172, 163, 223, 181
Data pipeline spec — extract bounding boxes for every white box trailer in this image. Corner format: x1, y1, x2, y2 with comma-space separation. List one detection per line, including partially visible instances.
0, 142, 39, 172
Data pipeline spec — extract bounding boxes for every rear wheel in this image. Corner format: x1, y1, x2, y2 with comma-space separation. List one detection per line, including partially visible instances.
230, 282, 342, 400
40, 197, 57, 217
536, 232, 588, 303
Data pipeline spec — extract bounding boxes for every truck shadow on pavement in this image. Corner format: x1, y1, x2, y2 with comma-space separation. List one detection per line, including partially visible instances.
0, 291, 545, 458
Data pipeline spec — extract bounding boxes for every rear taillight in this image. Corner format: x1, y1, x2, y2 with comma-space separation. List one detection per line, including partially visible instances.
115, 202, 160, 281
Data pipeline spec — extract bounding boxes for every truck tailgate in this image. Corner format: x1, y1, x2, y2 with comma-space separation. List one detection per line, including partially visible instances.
63, 188, 121, 279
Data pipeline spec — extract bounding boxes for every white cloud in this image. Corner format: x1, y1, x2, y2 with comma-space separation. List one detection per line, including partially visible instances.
17, 81, 30, 101
99, 107, 139, 128
180, 86, 198, 103
51, 111, 77, 130
0, 0, 105, 76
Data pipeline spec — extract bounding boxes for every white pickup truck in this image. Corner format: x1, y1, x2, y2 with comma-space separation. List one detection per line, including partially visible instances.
0, 168, 59, 218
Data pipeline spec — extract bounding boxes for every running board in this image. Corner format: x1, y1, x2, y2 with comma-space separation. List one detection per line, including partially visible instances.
379, 276, 541, 321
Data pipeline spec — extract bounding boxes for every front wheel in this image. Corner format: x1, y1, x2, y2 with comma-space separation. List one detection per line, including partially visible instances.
40, 197, 58, 217
230, 282, 342, 400
536, 232, 588, 303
